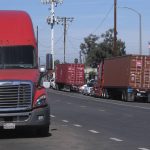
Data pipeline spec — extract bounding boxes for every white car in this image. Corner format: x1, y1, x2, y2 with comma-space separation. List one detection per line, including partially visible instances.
50, 78, 56, 89
83, 86, 93, 96
83, 83, 93, 95
82, 81, 96, 96
79, 84, 87, 93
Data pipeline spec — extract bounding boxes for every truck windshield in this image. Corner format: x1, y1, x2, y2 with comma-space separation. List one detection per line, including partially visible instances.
0, 46, 36, 69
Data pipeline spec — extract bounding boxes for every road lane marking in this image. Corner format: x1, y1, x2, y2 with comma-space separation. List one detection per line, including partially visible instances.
138, 148, 150, 150
62, 120, 69, 123
55, 100, 61, 102
50, 115, 55, 118
67, 102, 72, 104
73, 124, 82, 127
80, 106, 87, 108
99, 109, 105, 112
61, 125, 68, 127
110, 137, 123, 142
88, 130, 99, 134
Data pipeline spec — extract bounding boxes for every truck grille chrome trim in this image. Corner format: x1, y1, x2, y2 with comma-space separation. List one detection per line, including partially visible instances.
0, 81, 32, 111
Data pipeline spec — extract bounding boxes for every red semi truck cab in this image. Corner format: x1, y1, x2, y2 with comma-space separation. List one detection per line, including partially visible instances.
0, 10, 50, 135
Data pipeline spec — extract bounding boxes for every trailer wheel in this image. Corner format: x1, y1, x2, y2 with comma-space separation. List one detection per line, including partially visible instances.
122, 90, 135, 102
102, 90, 105, 98
102, 89, 109, 99
121, 90, 127, 101
147, 93, 150, 103
56, 84, 61, 91
128, 93, 135, 102
55, 84, 58, 90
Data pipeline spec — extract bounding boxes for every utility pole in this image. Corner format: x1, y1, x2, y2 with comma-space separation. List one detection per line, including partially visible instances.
114, 0, 117, 56
64, 17, 67, 63
41, 0, 63, 69
57, 17, 74, 63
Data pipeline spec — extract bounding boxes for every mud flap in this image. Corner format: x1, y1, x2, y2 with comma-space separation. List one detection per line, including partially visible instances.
127, 93, 135, 102
126, 88, 135, 102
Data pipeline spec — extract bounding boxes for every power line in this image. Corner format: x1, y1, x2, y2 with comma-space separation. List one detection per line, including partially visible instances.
38, 41, 50, 48
92, 4, 114, 34
54, 33, 64, 45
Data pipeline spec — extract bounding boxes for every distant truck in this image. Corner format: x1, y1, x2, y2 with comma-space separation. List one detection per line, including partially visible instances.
93, 55, 150, 102
0, 10, 50, 136
55, 64, 85, 91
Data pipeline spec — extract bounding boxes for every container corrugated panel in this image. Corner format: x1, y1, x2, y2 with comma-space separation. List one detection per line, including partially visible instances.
130, 55, 150, 89
55, 64, 85, 86
103, 55, 150, 90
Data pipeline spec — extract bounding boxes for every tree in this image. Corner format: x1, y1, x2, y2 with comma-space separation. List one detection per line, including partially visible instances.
101, 29, 126, 56
80, 29, 126, 65
80, 34, 99, 55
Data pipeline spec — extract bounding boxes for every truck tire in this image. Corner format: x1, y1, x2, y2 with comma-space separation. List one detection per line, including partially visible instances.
121, 90, 135, 102
102, 89, 109, 99
56, 84, 61, 91
127, 93, 135, 102
148, 93, 150, 103
102, 89, 105, 98
121, 90, 127, 101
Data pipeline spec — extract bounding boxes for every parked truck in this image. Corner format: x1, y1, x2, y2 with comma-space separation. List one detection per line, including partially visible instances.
0, 10, 50, 136
55, 64, 85, 91
93, 55, 150, 102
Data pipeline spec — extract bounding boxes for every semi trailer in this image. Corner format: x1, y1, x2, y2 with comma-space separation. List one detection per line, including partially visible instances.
93, 55, 150, 102
55, 64, 85, 91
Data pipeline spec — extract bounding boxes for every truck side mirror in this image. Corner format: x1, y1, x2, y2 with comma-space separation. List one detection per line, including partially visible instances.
38, 65, 50, 88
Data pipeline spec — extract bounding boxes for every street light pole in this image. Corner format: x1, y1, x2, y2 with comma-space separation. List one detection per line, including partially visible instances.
121, 7, 142, 55
139, 13, 142, 55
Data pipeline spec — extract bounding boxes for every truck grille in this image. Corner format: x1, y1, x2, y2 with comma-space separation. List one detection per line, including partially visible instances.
0, 81, 32, 111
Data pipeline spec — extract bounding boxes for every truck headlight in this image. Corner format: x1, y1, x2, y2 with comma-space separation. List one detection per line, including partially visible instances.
34, 95, 48, 108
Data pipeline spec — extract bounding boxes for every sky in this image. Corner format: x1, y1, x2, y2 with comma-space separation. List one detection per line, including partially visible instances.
0, 0, 149, 64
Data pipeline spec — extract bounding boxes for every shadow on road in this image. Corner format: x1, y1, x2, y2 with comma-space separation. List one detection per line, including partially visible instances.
0, 129, 52, 139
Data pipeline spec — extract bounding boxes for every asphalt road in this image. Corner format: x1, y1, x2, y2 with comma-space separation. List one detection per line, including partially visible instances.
49, 89, 150, 150
0, 89, 150, 150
